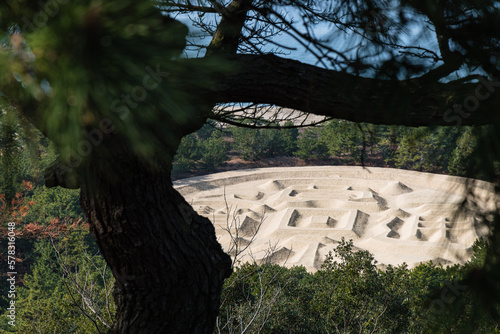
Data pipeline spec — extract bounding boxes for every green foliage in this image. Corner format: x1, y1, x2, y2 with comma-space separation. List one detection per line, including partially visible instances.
295, 127, 329, 160
361, 123, 380, 155
468, 239, 488, 267
1, 109, 58, 203
172, 132, 202, 175
172, 121, 229, 174
216, 238, 499, 334
0, 110, 54, 198
230, 121, 298, 161
197, 120, 217, 140
218, 239, 410, 334
230, 126, 261, 161
259, 128, 287, 158
280, 121, 299, 155
230, 127, 264, 161
321, 120, 364, 163
376, 125, 406, 165
0, 230, 115, 333
201, 131, 229, 170
314, 238, 411, 333
448, 127, 477, 176
394, 127, 460, 172
24, 186, 83, 224
1, 240, 70, 333
217, 263, 318, 333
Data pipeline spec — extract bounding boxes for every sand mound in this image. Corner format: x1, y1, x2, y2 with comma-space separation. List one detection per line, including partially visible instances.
175, 166, 497, 271
380, 181, 413, 196
259, 180, 284, 191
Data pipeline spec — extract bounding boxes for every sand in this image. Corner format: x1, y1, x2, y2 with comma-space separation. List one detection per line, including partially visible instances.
174, 166, 497, 272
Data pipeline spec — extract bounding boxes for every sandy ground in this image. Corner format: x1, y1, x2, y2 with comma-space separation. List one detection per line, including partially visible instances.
174, 166, 497, 272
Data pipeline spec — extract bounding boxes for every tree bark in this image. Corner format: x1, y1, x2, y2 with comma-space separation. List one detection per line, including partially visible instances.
9, 54, 499, 131
197, 54, 500, 127
77, 142, 232, 333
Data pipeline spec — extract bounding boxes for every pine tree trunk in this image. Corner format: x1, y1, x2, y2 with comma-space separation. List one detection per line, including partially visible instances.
78, 145, 232, 333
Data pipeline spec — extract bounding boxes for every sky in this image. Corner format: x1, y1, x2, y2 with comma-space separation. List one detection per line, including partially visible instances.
175, 6, 444, 79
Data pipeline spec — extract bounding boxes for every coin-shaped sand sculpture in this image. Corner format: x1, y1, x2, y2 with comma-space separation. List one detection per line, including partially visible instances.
174, 166, 496, 272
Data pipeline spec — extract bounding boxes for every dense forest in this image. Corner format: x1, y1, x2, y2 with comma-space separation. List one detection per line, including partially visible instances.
172, 119, 490, 180
1, 114, 499, 333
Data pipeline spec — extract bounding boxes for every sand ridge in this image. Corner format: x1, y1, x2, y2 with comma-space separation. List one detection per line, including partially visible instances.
174, 166, 496, 272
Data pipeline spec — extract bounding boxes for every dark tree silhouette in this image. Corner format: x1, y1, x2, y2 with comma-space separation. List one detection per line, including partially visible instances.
1, 0, 499, 332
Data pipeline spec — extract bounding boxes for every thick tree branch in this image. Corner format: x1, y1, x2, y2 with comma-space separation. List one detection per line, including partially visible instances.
416, 2, 464, 82
199, 54, 500, 127
206, 0, 253, 56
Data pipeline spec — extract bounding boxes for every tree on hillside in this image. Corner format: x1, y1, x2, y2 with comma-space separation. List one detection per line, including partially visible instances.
321, 120, 364, 163
280, 121, 299, 156
231, 123, 295, 161
230, 125, 263, 160
172, 131, 202, 175
448, 127, 477, 176
1, 0, 499, 333
376, 125, 406, 166
295, 127, 329, 160
200, 130, 229, 170
394, 126, 460, 172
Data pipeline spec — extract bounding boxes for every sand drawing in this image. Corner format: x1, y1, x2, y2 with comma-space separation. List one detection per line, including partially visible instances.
174, 166, 496, 272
